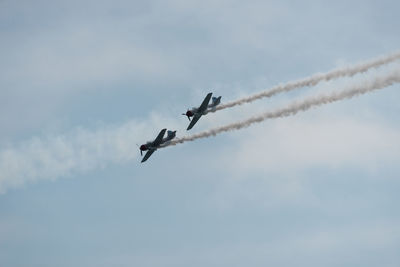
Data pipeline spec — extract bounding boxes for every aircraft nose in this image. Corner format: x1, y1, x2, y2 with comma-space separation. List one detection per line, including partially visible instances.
140, 145, 147, 151
186, 111, 193, 117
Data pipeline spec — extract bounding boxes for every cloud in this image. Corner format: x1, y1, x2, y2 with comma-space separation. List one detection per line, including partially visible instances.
0, 112, 183, 193
1, 69, 399, 194
97, 219, 400, 267
223, 114, 400, 175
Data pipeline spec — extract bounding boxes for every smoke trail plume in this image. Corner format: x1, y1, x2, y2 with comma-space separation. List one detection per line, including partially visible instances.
213, 51, 400, 112
0, 121, 147, 193
168, 68, 400, 146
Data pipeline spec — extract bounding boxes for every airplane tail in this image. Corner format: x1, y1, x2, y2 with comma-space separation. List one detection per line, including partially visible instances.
208, 96, 221, 108
161, 130, 177, 145
167, 130, 176, 139
212, 96, 221, 106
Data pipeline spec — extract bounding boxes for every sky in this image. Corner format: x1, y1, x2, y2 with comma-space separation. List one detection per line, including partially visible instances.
0, 0, 400, 266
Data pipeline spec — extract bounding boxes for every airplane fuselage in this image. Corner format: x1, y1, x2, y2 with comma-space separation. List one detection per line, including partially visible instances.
140, 143, 157, 152
139, 130, 176, 154
185, 106, 215, 120
184, 95, 222, 121
185, 107, 203, 119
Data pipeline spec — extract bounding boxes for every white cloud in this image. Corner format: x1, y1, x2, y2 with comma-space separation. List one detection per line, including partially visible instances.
1, 64, 399, 194
99, 219, 400, 267
2, 25, 183, 91
0, 112, 184, 193
223, 114, 400, 175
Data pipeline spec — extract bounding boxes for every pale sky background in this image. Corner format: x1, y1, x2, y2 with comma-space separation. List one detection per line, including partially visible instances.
1, 1, 400, 266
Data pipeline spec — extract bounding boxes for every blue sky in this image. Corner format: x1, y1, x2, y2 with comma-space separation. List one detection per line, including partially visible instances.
1, 0, 400, 266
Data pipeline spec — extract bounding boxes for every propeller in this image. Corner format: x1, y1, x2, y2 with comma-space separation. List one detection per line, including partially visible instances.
182, 110, 192, 121
136, 144, 143, 156
182, 113, 191, 121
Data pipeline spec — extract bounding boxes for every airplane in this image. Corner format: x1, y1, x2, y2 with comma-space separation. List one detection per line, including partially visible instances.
139, 128, 176, 163
182, 92, 222, 130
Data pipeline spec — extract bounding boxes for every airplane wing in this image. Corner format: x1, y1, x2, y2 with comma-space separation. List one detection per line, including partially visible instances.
187, 113, 202, 130
197, 93, 213, 114
141, 149, 155, 163
153, 128, 167, 146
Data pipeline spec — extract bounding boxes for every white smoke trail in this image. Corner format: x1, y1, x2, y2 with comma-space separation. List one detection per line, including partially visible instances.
0, 111, 185, 193
168, 68, 400, 146
2, 54, 399, 193
213, 51, 400, 112
0, 121, 147, 193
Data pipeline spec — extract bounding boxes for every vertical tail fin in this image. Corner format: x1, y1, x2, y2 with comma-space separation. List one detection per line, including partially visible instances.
211, 96, 221, 106
167, 130, 177, 138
